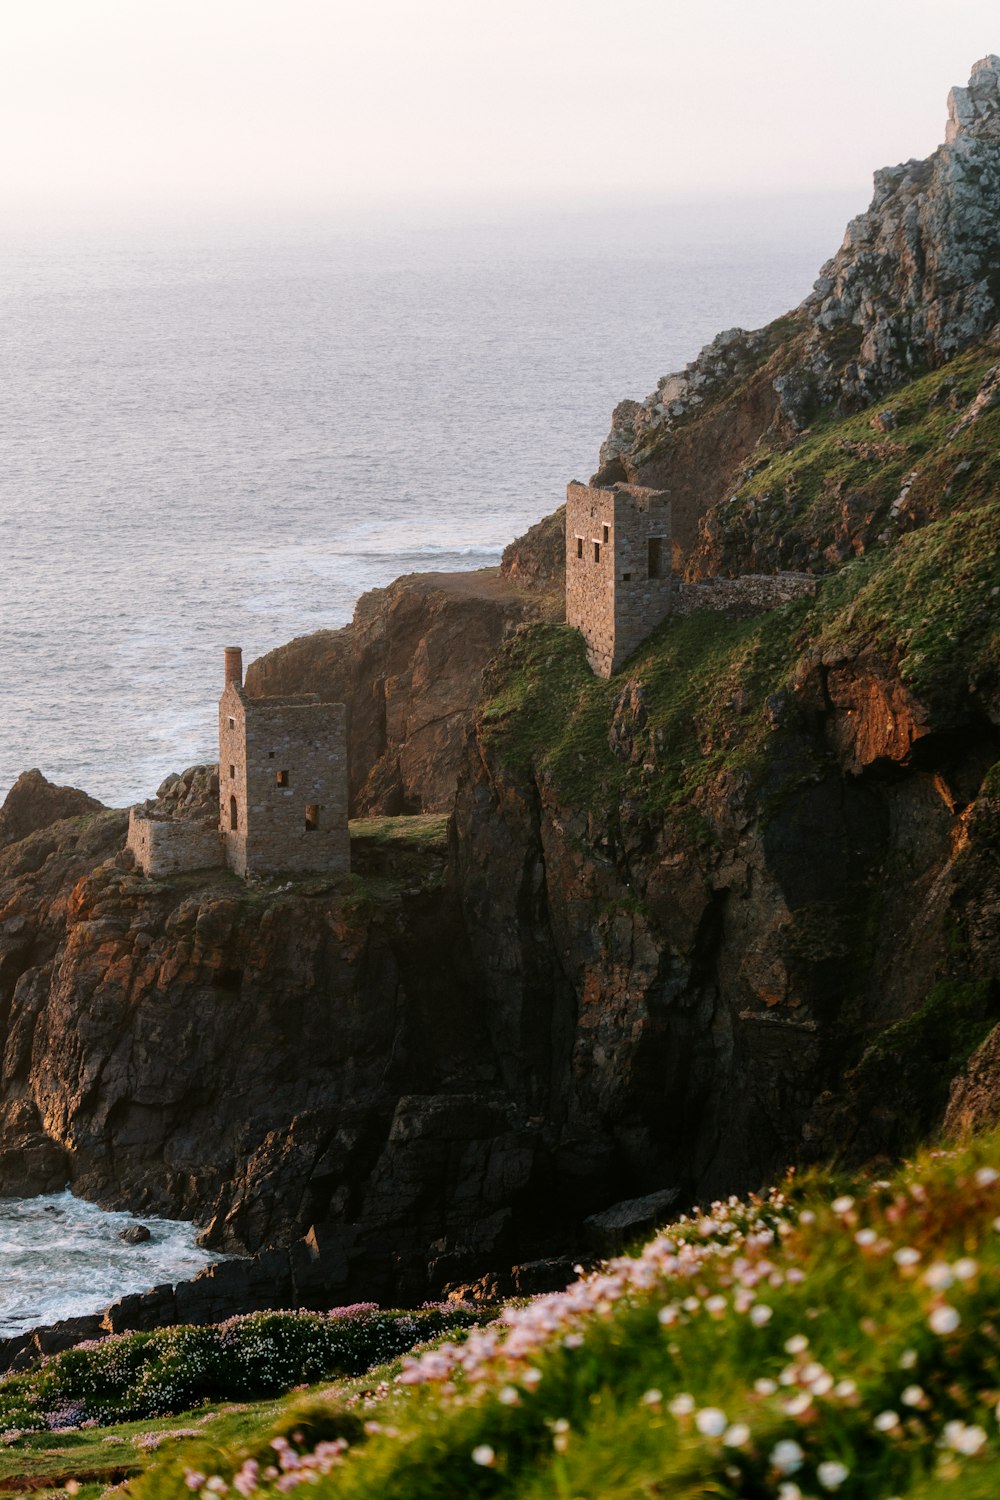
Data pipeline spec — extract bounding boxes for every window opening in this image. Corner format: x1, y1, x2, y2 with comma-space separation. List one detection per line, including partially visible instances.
229, 764, 235, 779
229, 796, 238, 831
228, 717, 235, 729
576, 536, 583, 559
305, 804, 320, 832
603, 524, 609, 543
622, 572, 632, 582
276, 769, 290, 788
268, 751, 275, 760
593, 541, 601, 563
647, 537, 663, 579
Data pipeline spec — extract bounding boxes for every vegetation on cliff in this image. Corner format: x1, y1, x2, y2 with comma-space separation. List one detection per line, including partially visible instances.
39, 1130, 987, 1500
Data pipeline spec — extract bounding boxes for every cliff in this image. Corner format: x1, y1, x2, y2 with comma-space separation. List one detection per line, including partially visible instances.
0, 60, 998, 1310
245, 567, 559, 816
596, 55, 1000, 572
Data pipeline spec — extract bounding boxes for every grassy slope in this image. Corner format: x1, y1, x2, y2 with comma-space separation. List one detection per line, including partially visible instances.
104, 1128, 1000, 1499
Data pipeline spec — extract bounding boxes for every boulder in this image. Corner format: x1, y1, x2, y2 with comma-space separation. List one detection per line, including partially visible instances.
583, 1189, 681, 1256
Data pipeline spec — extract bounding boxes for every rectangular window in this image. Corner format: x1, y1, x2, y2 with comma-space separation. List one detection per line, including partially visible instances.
268, 751, 275, 760
305, 804, 319, 831
648, 537, 663, 579
593, 541, 601, 563
602, 524, 609, 544
622, 572, 631, 582
276, 769, 290, 787
576, 536, 583, 559
228, 717, 235, 729
229, 764, 235, 779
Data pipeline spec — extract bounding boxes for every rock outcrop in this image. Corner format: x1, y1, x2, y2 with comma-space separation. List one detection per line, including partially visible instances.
596, 59, 1000, 571
0, 770, 104, 851
246, 569, 559, 816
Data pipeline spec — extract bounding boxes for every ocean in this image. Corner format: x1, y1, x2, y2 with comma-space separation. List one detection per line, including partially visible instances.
0, 192, 861, 808
0, 1193, 216, 1337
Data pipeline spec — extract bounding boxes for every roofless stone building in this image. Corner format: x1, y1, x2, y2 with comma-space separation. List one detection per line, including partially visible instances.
565, 480, 673, 678
219, 647, 349, 879
127, 648, 349, 880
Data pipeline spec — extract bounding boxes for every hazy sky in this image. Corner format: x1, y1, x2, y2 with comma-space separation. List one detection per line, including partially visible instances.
1, 1, 997, 221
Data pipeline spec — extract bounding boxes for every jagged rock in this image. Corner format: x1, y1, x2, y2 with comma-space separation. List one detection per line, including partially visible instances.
597, 59, 1000, 572
944, 1023, 1000, 1136
0, 770, 104, 851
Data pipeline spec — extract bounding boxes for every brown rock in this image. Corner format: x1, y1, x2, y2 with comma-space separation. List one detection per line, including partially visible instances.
0, 770, 104, 851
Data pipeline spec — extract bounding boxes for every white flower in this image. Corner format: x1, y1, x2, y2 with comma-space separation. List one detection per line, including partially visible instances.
954, 1257, 978, 1281
498, 1386, 520, 1406
657, 1305, 678, 1327
755, 1377, 778, 1396
817, 1459, 850, 1490
778, 1485, 803, 1500
471, 1445, 495, 1468
898, 1349, 917, 1369
784, 1334, 809, 1355
783, 1393, 812, 1417
750, 1304, 773, 1327
901, 1385, 925, 1407
668, 1393, 695, 1417
771, 1438, 805, 1474
928, 1304, 961, 1335
831, 1196, 855, 1215
705, 1295, 727, 1318
893, 1247, 920, 1268
521, 1368, 542, 1388
641, 1389, 662, 1406
695, 1407, 728, 1437
723, 1423, 750, 1448
833, 1379, 857, 1400
874, 1410, 900, 1432
975, 1166, 999, 1187
855, 1228, 877, 1247
799, 1209, 816, 1225
943, 1420, 987, 1455
923, 1262, 953, 1291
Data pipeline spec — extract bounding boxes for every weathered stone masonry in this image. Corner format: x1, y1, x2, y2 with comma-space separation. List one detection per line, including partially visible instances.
219, 647, 349, 879
126, 808, 224, 878
565, 480, 673, 678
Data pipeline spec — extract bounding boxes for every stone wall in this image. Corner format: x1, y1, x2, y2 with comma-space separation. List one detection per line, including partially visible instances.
126, 808, 224, 878
565, 481, 672, 677
220, 683, 350, 879
672, 572, 818, 618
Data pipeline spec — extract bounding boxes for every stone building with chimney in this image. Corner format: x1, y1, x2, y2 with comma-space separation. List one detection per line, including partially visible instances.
219, 646, 349, 879
127, 647, 350, 880
565, 480, 673, 677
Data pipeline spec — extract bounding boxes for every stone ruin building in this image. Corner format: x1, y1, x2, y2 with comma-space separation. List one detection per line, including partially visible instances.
565, 480, 673, 678
127, 647, 349, 880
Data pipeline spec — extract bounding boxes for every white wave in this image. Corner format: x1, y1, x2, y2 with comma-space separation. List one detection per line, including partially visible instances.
0, 1192, 221, 1337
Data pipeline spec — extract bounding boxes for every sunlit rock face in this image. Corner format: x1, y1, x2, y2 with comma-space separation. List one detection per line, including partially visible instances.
595, 59, 1000, 565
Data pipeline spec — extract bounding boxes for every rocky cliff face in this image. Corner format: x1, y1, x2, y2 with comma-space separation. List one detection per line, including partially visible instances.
246, 569, 558, 817
596, 58, 1000, 571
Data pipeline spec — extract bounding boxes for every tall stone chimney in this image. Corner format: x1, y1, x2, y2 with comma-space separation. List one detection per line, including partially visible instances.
224, 646, 243, 688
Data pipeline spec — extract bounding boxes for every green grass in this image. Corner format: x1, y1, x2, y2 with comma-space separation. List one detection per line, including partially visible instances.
116, 1128, 1000, 1500
349, 815, 450, 852
479, 489, 1000, 846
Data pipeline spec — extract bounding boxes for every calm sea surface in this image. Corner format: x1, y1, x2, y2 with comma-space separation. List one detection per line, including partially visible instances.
0, 194, 861, 807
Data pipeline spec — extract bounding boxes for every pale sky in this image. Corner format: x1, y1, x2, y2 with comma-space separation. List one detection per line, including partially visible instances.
0, 1, 996, 221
